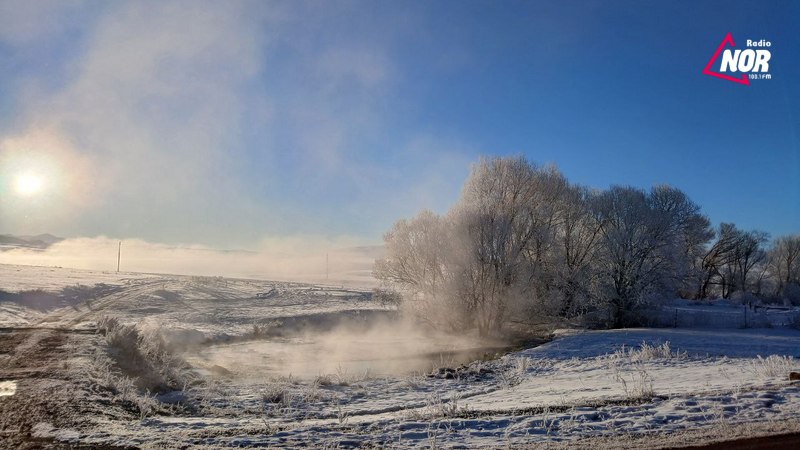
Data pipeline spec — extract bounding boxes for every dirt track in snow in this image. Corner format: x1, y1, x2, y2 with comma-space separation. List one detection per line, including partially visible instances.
0, 326, 133, 449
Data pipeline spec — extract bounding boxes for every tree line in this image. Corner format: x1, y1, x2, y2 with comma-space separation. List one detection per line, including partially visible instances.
374, 156, 800, 334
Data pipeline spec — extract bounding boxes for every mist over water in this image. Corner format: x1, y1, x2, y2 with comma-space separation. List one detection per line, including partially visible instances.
187, 319, 506, 380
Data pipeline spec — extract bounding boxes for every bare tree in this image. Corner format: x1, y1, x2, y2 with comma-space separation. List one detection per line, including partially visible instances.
769, 235, 800, 296
372, 209, 457, 328
449, 156, 552, 335
648, 185, 713, 298
697, 223, 741, 299
553, 185, 602, 317
590, 185, 707, 327
592, 187, 660, 327
725, 229, 769, 297
696, 224, 768, 299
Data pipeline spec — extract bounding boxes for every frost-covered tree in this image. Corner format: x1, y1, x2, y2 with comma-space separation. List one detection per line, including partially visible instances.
372, 209, 459, 328
552, 185, 602, 318
447, 157, 562, 335
376, 156, 719, 333
374, 157, 573, 335
588, 185, 710, 327
768, 235, 800, 298
648, 185, 713, 298
591, 187, 666, 326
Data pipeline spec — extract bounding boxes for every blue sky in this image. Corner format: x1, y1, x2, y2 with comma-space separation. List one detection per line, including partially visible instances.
0, 0, 797, 248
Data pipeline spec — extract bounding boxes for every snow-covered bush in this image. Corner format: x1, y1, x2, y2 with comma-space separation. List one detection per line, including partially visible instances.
97, 315, 195, 392
748, 355, 796, 378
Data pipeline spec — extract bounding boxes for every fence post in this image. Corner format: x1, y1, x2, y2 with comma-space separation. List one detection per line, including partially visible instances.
743, 304, 748, 328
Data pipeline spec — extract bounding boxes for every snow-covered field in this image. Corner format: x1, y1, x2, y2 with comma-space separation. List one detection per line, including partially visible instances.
0, 263, 382, 338
1, 263, 800, 449
0, 263, 157, 293
75, 328, 798, 449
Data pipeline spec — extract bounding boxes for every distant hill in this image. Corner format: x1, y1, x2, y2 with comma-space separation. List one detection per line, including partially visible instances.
0, 233, 63, 251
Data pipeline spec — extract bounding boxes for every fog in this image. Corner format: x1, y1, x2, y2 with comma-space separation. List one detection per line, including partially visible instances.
187, 317, 504, 380
0, 1, 472, 247
0, 236, 381, 286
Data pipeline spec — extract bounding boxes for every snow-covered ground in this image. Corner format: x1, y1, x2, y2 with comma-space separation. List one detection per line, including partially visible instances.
73, 328, 796, 449
0, 263, 381, 339
0, 263, 157, 293
1, 263, 800, 449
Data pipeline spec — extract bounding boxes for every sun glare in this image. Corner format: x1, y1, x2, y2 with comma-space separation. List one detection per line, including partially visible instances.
14, 173, 44, 196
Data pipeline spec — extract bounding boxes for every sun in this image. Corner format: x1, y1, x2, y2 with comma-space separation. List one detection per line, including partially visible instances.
14, 173, 44, 196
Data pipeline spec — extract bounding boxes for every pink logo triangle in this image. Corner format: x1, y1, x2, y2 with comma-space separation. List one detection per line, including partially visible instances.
703, 33, 750, 85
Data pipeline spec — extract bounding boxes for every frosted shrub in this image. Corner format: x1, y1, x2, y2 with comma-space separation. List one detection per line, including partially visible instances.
609, 341, 686, 362
97, 315, 195, 391
261, 382, 293, 406
637, 341, 684, 360
748, 355, 796, 378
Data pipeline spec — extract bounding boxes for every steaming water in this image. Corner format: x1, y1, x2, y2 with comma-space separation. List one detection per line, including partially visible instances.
188, 334, 506, 379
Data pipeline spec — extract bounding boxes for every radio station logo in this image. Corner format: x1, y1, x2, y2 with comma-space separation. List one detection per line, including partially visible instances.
703, 32, 772, 85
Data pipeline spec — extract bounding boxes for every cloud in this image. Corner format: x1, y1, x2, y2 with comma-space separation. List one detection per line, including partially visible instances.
0, 1, 89, 46
0, 1, 477, 247
1, 1, 274, 242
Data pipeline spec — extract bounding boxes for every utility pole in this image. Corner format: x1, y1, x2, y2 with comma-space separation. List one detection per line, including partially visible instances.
117, 241, 121, 273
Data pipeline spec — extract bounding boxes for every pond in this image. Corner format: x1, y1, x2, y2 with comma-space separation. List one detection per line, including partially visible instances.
186, 331, 509, 380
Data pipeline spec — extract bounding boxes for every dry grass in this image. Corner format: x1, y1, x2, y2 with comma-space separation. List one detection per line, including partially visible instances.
607, 341, 686, 363
748, 355, 797, 378
403, 391, 469, 420
612, 362, 655, 400
603, 342, 678, 400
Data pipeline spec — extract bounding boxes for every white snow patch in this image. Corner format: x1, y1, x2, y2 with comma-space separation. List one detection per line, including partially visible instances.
0, 380, 16, 397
